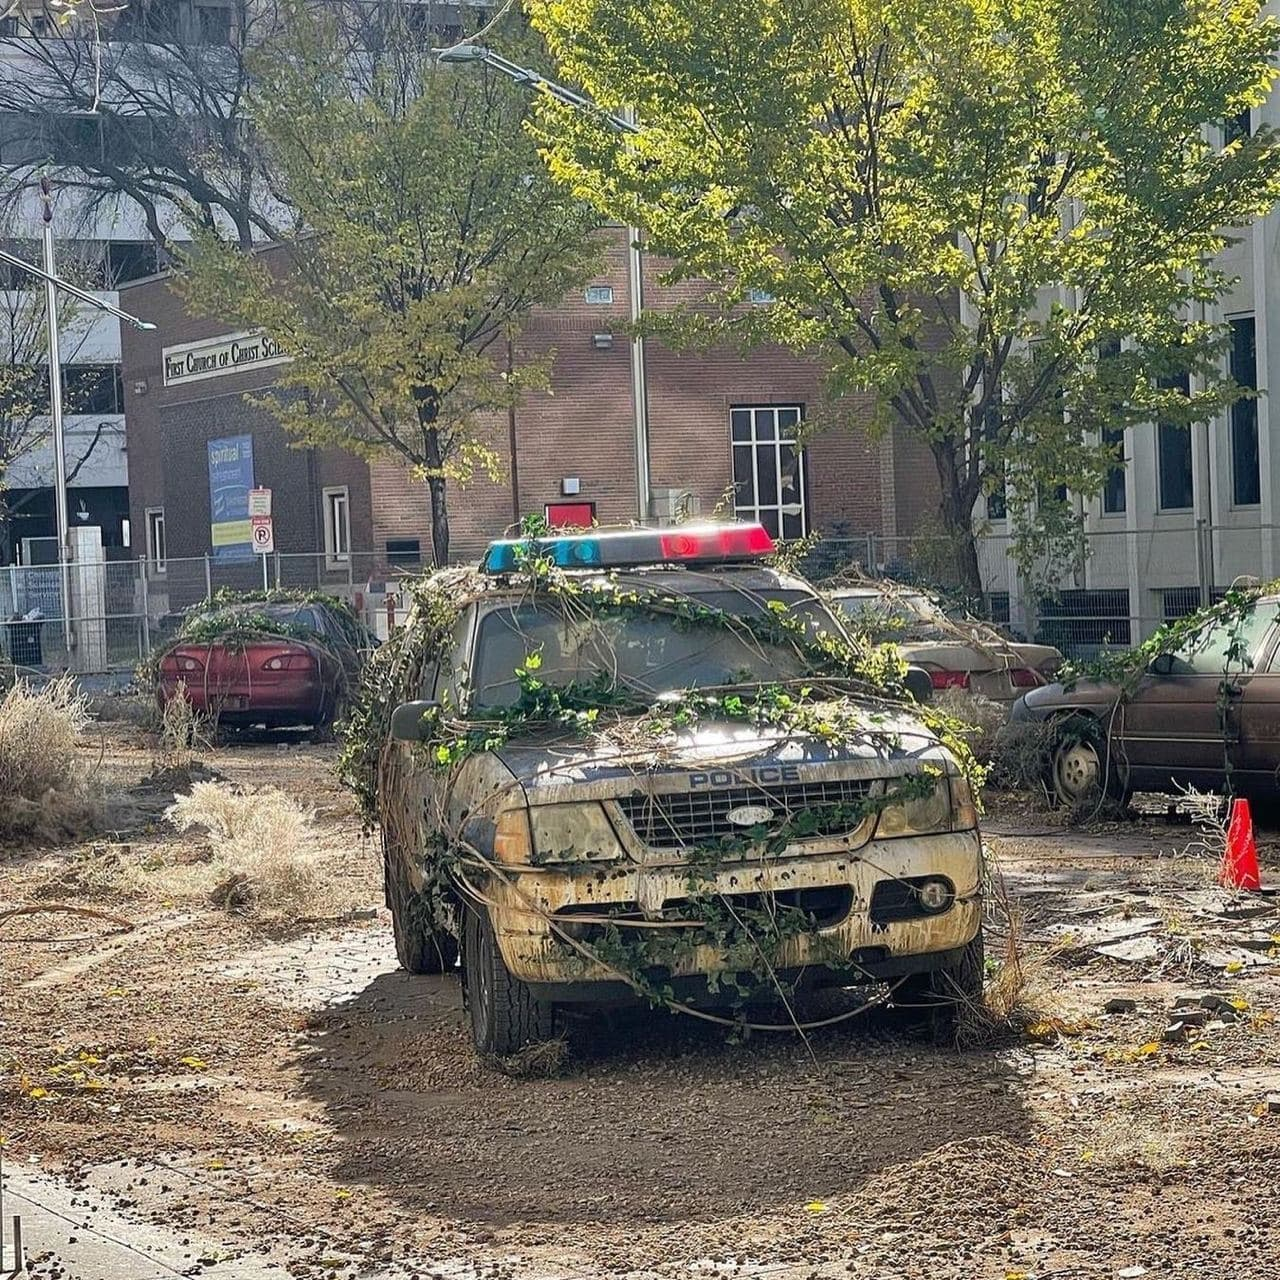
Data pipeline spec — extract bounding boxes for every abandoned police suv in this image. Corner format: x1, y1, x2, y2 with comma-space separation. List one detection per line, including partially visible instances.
375, 524, 984, 1056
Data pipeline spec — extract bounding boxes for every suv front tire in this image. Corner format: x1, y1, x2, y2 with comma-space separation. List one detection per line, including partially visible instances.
463, 906, 556, 1056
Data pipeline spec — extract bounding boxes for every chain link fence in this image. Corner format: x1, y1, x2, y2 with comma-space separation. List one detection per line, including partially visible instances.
0, 550, 415, 677
0, 520, 1267, 674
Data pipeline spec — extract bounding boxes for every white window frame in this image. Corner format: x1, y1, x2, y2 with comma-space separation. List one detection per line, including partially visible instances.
322, 486, 351, 569
145, 506, 166, 574
730, 405, 809, 539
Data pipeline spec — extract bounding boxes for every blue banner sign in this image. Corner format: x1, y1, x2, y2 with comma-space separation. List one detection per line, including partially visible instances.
207, 434, 255, 563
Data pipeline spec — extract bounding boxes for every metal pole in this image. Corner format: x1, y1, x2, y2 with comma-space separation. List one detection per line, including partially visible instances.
139, 554, 151, 658
41, 177, 73, 658
627, 216, 652, 523
261, 552, 269, 592
507, 337, 520, 526
204, 553, 212, 600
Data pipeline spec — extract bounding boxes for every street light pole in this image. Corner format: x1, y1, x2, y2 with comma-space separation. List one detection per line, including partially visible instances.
40, 176, 74, 657
435, 43, 652, 522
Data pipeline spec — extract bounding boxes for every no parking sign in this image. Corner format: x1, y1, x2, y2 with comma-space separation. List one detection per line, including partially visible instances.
251, 515, 275, 555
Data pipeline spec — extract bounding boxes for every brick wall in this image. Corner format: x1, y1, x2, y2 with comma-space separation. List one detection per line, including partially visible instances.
120, 231, 942, 573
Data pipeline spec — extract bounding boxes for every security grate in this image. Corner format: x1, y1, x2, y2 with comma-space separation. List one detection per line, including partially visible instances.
616, 777, 876, 850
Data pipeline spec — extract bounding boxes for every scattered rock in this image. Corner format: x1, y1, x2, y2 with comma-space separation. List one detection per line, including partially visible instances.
1266, 1094, 1280, 1116
1176, 1009, 1208, 1029
1162, 1021, 1187, 1043
1104, 998, 1138, 1014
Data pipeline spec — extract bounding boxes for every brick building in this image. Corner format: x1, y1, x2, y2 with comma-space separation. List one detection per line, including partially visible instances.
119, 230, 937, 607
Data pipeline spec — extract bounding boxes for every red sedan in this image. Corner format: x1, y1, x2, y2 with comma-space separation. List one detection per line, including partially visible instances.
156, 600, 368, 731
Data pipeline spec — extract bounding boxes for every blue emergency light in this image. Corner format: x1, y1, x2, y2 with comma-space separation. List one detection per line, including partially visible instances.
480, 522, 775, 574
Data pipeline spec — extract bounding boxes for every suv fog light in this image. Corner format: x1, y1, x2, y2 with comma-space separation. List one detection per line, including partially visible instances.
917, 877, 953, 913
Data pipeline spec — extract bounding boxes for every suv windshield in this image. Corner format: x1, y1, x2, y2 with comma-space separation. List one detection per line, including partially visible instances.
472, 589, 835, 708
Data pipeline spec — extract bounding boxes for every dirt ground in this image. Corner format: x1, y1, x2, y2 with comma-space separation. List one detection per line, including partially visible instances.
3, 718, 1280, 1280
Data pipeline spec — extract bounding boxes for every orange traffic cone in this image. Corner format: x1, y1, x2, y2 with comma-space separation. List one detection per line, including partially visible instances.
1220, 797, 1263, 892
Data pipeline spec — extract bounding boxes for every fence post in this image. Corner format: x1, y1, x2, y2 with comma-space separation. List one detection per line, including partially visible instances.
274, 551, 281, 589
1195, 517, 1210, 609
204, 553, 212, 601
139, 556, 151, 658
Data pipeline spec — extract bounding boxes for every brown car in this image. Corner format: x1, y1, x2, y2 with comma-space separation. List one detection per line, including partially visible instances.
827, 583, 1061, 704
1010, 593, 1280, 806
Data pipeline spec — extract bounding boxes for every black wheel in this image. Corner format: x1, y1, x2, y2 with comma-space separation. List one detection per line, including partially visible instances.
893, 931, 985, 1025
386, 851, 458, 975
463, 906, 555, 1057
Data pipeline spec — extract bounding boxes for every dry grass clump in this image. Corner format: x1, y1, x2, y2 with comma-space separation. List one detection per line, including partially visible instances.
0, 676, 101, 844
492, 1037, 569, 1078
158, 683, 211, 769
1085, 1111, 1188, 1172
932, 689, 1055, 795
166, 781, 325, 914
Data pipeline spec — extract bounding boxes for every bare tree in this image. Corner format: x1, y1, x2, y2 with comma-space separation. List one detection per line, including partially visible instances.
0, 213, 107, 562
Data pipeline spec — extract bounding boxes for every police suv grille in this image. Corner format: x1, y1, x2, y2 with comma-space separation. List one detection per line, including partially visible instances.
616, 778, 876, 850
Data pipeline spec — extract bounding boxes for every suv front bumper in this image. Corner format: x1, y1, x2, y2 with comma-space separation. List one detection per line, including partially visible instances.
482, 831, 983, 994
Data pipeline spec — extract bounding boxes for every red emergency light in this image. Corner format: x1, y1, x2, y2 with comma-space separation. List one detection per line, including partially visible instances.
481, 522, 776, 573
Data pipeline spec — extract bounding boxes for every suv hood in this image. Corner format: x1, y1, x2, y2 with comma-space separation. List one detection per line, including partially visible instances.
495, 707, 956, 803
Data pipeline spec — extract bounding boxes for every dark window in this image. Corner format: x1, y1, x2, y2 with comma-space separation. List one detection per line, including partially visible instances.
987, 592, 1011, 626
386, 538, 421, 568
105, 240, 160, 285
1037, 589, 1131, 651
1230, 317, 1260, 507
63, 365, 124, 415
194, 2, 233, 43
1161, 587, 1203, 622
1102, 426, 1126, 513
1225, 109, 1252, 146
0, 238, 41, 288
1157, 372, 1193, 511
730, 404, 808, 540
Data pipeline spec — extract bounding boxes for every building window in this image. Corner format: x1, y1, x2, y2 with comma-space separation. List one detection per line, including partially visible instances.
1036, 588, 1132, 653
730, 405, 808, 540
386, 537, 421, 568
104, 241, 161, 285
63, 364, 124, 415
1225, 109, 1252, 146
146, 507, 166, 573
745, 288, 776, 305
1157, 372, 1193, 511
1102, 426, 1127, 514
1230, 316, 1260, 507
322, 486, 350, 568
584, 285, 614, 305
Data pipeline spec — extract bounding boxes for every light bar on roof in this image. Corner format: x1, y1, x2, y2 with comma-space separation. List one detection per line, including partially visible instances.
481, 522, 775, 574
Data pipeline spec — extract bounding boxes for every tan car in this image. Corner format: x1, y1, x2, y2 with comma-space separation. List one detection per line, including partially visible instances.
377, 526, 986, 1056
827, 584, 1062, 704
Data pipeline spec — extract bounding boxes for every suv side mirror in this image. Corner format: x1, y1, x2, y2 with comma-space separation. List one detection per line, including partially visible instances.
390, 699, 438, 741
903, 664, 934, 704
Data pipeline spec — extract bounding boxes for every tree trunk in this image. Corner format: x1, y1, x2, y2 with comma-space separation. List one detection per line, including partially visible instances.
426, 472, 449, 568
931, 442, 983, 604
420, 411, 449, 568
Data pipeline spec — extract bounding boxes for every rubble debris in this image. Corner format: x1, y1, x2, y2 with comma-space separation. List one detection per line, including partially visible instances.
1104, 998, 1138, 1014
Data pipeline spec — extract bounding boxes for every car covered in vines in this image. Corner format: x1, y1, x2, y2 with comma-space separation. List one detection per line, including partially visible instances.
342, 524, 986, 1057
153, 590, 371, 733
1012, 584, 1280, 808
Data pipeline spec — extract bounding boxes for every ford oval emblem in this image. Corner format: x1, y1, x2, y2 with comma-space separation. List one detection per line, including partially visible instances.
726, 804, 774, 827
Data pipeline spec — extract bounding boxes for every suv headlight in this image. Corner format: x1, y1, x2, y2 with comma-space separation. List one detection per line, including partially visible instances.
876, 774, 977, 838
491, 802, 623, 866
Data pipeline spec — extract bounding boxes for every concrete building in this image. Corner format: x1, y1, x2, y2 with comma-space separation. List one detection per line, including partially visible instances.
974, 97, 1280, 647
